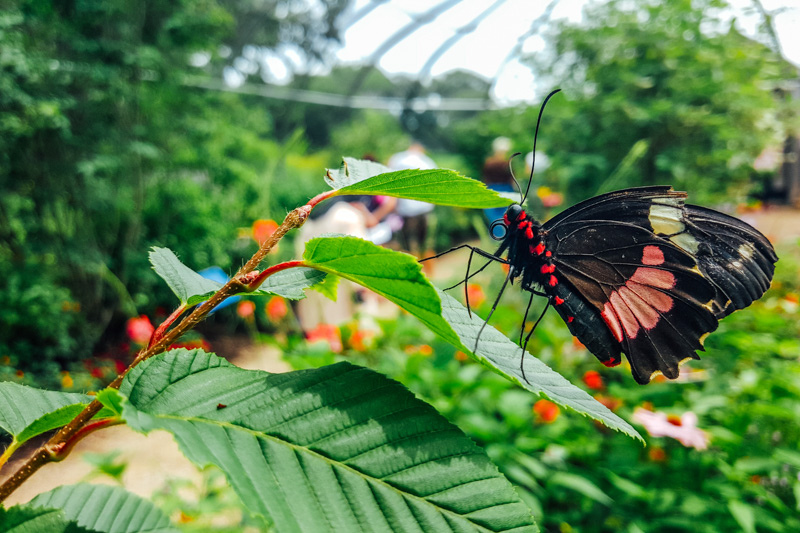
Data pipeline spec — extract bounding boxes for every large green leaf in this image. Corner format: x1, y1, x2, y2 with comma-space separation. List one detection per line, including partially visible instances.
0, 506, 91, 533
26, 484, 176, 533
0, 383, 91, 446
302, 236, 461, 347
326, 157, 512, 208
105, 348, 538, 533
150, 247, 326, 305
437, 290, 642, 441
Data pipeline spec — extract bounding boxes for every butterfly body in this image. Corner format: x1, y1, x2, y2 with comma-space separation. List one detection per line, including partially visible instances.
494, 186, 777, 384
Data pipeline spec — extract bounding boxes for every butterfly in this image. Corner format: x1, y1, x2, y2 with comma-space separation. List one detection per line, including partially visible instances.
483, 185, 777, 384
432, 90, 778, 384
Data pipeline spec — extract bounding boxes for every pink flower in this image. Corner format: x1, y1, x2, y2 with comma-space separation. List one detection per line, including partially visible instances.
632, 408, 709, 450
126, 315, 154, 345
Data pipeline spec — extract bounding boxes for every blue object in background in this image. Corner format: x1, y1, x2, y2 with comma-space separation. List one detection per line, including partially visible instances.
198, 266, 240, 313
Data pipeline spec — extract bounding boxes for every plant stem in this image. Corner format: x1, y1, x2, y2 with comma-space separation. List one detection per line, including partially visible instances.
0, 205, 312, 503
0, 441, 19, 471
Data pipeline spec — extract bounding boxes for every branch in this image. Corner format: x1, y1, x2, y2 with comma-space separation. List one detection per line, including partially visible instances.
0, 204, 313, 502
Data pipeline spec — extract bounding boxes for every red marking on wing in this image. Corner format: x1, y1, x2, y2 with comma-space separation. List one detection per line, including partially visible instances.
626, 281, 674, 312
602, 358, 621, 368
610, 291, 639, 338
618, 286, 659, 329
630, 267, 675, 289
599, 265, 676, 341
534, 243, 545, 255
541, 264, 555, 274
545, 251, 552, 257
601, 303, 624, 343
555, 296, 564, 305
567, 316, 574, 323
642, 245, 665, 266
548, 275, 558, 287
525, 227, 534, 239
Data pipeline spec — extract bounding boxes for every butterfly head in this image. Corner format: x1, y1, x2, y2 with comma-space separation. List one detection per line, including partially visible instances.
491, 204, 538, 242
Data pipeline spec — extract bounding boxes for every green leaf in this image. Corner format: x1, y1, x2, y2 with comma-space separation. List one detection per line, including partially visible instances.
0, 506, 91, 533
437, 290, 642, 441
254, 267, 328, 300
548, 472, 613, 506
307, 272, 340, 301
27, 484, 176, 533
112, 348, 538, 533
326, 157, 513, 208
728, 500, 756, 533
149, 247, 222, 306
0, 382, 90, 446
302, 236, 461, 347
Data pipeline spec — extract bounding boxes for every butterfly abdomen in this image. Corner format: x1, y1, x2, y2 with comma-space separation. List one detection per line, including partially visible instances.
548, 282, 623, 368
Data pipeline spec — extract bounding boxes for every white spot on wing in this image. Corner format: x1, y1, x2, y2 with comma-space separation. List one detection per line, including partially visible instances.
649, 204, 685, 235
669, 232, 699, 254
738, 243, 754, 260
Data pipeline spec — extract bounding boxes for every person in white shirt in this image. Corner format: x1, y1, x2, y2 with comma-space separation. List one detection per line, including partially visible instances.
387, 142, 437, 255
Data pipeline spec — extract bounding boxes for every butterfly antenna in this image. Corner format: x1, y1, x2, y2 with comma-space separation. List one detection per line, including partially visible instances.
473, 266, 514, 354
519, 299, 551, 383
521, 88, 562, 205
508, 152, 523, 204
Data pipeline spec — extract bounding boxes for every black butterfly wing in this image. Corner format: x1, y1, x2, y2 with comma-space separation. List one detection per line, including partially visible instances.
544, 220, 719, 384
537, 186, 777, 383
682, 205, 777, 318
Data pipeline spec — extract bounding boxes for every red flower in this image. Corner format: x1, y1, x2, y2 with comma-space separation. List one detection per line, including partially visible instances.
252, 219, 279, 245
90, 367, 105, 379
126, 315, 154, 345
582, 370, 604, 390
533, 399, 560, 423
306, 323, 342, 352
266, 296, 288, 322
237, 300, 256, 319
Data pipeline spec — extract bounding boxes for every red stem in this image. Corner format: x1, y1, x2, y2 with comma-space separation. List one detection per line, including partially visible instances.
247, 260, 307, 290
306, 189, 337, 209
49, 418, 123, 461
148, 304, 186, 349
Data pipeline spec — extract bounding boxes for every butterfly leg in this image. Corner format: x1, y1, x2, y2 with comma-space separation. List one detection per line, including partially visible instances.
519, 298, 551, 384
420, 244, 509, 264
473, 265, 515, 355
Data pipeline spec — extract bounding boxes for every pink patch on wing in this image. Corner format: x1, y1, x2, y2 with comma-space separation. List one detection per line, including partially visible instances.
618, 286, 659, 329
626, 281, 674, 312
610, 291, 639, 338
601, 303, 624, 343
630, 267, 676, 289
642, 245, 665, 266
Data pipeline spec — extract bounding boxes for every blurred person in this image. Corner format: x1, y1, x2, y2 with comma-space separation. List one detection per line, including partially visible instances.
482, 137, 516, 228
387, 142, 437, 256
350, 194, 402, 246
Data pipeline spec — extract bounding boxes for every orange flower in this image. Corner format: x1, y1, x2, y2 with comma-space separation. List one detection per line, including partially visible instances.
237, 300, 256, 319
61, 371, 74, 389
582, 370, 604, 390
252, 219, 279, 245
466, 283, 485, 308
533, 399, 560, 423
418, 344, 433, 356
307, 323, 342, 352
266, 296, 288, 322
454, 351, 468, 361
648, 447, 667, 462
126, 315, 154, 345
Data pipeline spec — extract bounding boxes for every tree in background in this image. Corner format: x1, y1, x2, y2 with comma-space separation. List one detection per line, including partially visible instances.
0, 0, 343, 380
523, 0, 795, 204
